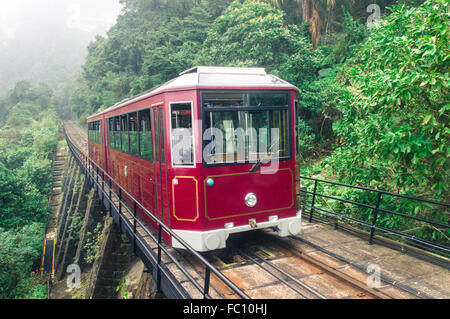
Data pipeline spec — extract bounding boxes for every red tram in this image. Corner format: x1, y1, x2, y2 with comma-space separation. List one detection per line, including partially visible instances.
87, 67, 301, 252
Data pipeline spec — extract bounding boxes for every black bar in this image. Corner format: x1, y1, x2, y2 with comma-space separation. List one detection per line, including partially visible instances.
133, 201, 137, 254
304, 203, 450, 252
119, 188, 122, 230
299, 176, 450, 208
300, 188, 450, 229
102, 171, 105, 203
157, 225, 162, 293
108, 178, 112, 217
309, 180, 318, 223
204, 267, 211, 299
369, 193, 383, 244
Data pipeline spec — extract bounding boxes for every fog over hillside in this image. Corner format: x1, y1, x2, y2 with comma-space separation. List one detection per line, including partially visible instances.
0, 0, 122, 92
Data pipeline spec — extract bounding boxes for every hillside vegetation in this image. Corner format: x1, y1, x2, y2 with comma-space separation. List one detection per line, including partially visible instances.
0, 82, 59, 298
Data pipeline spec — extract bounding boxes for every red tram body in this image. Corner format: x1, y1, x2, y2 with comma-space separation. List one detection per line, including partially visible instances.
87, 67, 301, 252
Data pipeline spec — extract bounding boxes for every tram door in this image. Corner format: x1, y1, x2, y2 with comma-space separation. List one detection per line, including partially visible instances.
152, 105, 168, 227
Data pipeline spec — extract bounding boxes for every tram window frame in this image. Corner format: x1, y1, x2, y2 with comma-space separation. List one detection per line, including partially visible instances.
128, 112, 139, 157
153, 107, 166, 164
114, 116, 122, 151
139, 109, 153, 161
109, 118, 115, 149
200, 90, 293, 167
160, 109, 166, 164
121, 114, 130, 154
98, 121, 102, 144
170, 102, 195, 168
88, 120, 102, 144
153, 109, 160, 163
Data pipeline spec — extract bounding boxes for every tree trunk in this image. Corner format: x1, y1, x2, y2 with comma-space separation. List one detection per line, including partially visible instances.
302, 0, 323, 48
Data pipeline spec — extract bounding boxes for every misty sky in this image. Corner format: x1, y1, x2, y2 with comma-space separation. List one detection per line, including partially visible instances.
0, 1, 124, 92
0, 0, 123, 39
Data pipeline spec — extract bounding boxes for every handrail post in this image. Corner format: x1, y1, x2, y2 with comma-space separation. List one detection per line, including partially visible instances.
203, 267, 211, 299
102, 171, 105, 203
156, 225, 162, 293
369, 192, 383, 245
309, 180, 318, 223
133, 201, 137, 255
108, 178, 112, 217
118, 188, 122, 230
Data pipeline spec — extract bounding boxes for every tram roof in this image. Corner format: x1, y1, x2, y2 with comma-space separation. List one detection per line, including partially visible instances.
88, 66, 298, 119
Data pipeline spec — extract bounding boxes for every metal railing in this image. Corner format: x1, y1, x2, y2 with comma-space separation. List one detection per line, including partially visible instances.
298, 176, 450, 256
63, 129, 249, 299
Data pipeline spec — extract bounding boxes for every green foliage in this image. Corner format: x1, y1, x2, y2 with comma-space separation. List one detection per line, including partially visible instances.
116, 277, 129, 299
0, 223, 46, 298
0, 81, 59, 298
323, 6, 368, 64
329, 0, 449, 198
14, 277, 47, 300
296, 119, 315, 157
84, 223, 104, 264
198, 0, 298, 69
306, 0, 449, 245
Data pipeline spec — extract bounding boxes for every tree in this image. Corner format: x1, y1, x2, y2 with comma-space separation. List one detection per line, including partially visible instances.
328, 0, 449, 200
197, 0, 308, 71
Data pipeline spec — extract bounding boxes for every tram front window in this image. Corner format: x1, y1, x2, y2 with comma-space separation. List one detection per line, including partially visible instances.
202, 91, 290, 165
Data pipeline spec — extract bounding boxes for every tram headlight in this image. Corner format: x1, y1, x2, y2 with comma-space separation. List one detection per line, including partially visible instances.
245, 193, 258, 208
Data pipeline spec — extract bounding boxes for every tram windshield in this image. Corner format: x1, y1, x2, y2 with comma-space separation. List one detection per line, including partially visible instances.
202, 91, 291, 165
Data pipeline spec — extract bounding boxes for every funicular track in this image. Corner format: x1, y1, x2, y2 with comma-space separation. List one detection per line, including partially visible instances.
63, 121, 436, 300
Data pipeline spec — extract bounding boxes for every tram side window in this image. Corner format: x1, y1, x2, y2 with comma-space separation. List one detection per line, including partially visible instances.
139, 109, 153, 161
171, 103, 194, 166
98, 122, 102, 144
88, 121, 102, 144
109, 118, 115, 149
129, 112, 139, 156
121, 115, 129, 153
114, 117, 122, 150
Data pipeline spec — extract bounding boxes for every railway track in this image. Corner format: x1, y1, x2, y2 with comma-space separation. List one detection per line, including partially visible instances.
202, 231, 389, 299
63, 121, 419, 299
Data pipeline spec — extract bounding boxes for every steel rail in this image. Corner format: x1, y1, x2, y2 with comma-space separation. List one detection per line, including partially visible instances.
239, 249, 327, 299
237, 249, 312, 299
289, 236, 434, 299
